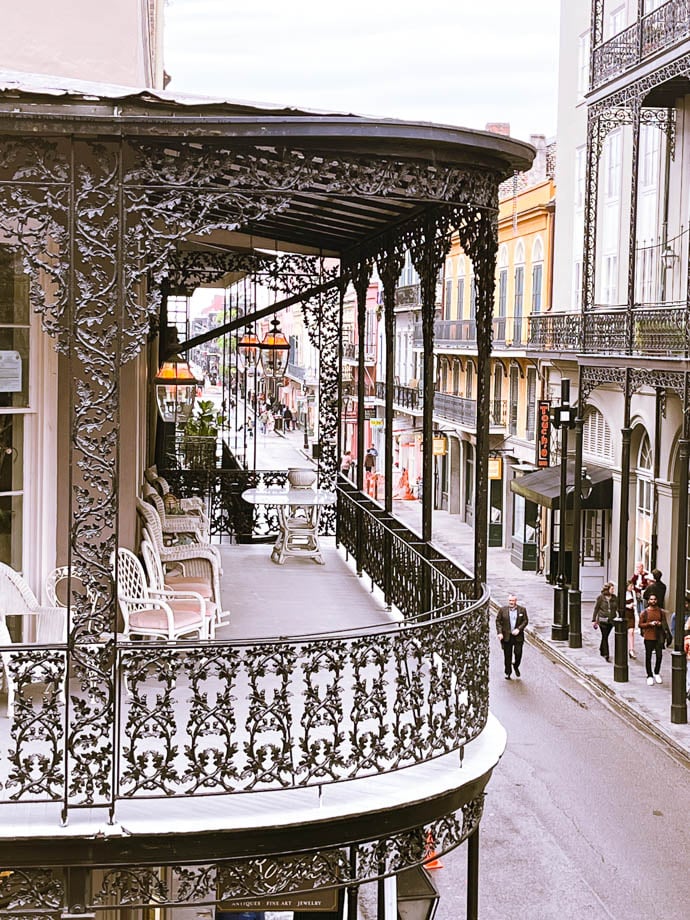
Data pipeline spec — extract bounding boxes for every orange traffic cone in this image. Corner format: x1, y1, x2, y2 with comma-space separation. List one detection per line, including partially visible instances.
423, 830, 444, 869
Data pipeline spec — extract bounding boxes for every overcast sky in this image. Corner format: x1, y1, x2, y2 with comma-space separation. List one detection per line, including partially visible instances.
164, 0, 561, 143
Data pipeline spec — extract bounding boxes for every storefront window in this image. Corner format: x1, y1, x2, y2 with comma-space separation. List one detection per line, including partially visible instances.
635, 433, 653, 569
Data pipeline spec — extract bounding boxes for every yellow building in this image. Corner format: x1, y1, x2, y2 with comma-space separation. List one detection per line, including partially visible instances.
434, 133, 555, 564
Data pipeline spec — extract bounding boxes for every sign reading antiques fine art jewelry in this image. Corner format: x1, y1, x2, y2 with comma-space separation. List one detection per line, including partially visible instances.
536, 400, 551, 468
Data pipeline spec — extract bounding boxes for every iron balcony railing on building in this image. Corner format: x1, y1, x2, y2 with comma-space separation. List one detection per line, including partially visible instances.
433, 392, 508, 429
413, 315, 531, 350
375, 381, 422, 411
0, 480, 487, 825
286, 362, 306, 381
395, 283, 421, 308
343, 340, 376, 363
591, 0, 690, 89
528, 304, 689, 356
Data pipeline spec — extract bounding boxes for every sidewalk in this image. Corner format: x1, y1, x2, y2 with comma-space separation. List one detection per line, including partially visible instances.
245, 423, 690, 765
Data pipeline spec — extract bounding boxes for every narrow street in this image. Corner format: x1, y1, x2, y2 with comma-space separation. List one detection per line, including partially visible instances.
425, 639, 690, 920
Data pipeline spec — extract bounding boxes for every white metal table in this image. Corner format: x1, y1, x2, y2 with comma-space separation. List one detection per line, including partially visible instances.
242, 487, 337, 565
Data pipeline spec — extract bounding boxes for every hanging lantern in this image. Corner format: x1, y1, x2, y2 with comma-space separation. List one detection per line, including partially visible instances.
154, 353, 199, 425
432, 434, 448, 456
259, 315, 290, 378
237, 327, 260, 367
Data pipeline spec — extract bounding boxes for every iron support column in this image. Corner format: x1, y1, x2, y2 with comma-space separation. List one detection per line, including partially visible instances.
614, 396, 632, 681
552, 378, 571, 641
671, 434, 689, 723
467, 827, 479, 920
569, 412, 584, 648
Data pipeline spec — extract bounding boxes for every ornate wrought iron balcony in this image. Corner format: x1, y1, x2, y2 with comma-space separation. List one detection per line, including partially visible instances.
433, 392, 508, 429
591, 0, 690, 89
0, 482, 493, 857
414, 315, 530, 350
375, 381, 423, 411
528, 306, 688, 357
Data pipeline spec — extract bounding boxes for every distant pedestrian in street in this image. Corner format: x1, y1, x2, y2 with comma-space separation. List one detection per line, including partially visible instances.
340, 450, 353, 476
625, 578, 637, 658
283, 405, 293, 431
592, 581, 617, 663
639, 594, 666, 685
496, 594, 528, 679
364, 447, 377, 472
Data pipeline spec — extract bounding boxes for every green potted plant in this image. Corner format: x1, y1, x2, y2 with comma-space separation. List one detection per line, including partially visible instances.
183, 399, 221, 469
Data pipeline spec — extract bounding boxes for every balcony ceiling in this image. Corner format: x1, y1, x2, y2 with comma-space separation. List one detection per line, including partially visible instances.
0, 71, 534, 257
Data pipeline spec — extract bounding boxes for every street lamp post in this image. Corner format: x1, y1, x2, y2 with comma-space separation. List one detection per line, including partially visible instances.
550, 379, 576, 641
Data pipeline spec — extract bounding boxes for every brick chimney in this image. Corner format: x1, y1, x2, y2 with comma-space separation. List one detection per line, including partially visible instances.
485, 122, 511, 136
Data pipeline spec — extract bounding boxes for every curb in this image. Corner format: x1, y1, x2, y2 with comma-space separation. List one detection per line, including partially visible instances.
488, 599, 690, 767
527, 622, 690, 768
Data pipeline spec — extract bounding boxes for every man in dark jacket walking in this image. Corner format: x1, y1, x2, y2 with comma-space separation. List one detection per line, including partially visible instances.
496, 594, 529, 679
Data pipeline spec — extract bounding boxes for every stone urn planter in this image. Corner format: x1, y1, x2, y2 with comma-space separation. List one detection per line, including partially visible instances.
287, 468, 316, 489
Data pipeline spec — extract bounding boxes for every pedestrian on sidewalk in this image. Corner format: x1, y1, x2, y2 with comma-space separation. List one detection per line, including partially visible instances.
625, 578, 637, 658
340, 450, 353, 476
639, 593, 666, 685
630, 560, 651, 616
496, 594, 528, 679
592, 581, 617, 662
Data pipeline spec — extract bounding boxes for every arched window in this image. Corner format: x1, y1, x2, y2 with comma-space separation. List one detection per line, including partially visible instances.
496, 245, 509, 341
635, 432, 653, 569
493, 364, 503, 425
582, 407, 613, 462
466, 360, 474, 399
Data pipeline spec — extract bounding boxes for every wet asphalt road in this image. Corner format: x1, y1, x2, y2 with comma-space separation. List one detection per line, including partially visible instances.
428, 637, 690, 920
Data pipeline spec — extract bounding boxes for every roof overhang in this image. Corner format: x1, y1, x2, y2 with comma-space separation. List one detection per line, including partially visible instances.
510, 461, 614, 510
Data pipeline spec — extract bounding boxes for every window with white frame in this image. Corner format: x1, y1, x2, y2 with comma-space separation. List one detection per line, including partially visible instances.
0, 248, 29, 570
573, 259, 583, 310
602, 253, 618, 305
577, 31, 590, 99
575, 145, 586, 210
525, 367, 537, 440
445, 277, 453, 319
582, 407, 613, 462
604, 130, 622, 201
640, 123, 661, 189
513, 242, 524, 343
635, 433, 653, 570
607, 5, 626, 38
532, 238, 544, 314
465, 361, 474, 399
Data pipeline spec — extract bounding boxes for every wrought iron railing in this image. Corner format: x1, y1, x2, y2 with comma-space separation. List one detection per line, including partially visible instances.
375, 381, 423, 410
591, 1, 690, 88
433, 392, 507, 428
528, 305, 689, 356
413, 315, 531, 349
0, 486, 488, 822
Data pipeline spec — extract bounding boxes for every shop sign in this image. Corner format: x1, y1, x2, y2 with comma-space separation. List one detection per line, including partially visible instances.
370, 418, 383, 428
536, 400, 551, 468
219, 887, 338, 913
488, 456, 502, 480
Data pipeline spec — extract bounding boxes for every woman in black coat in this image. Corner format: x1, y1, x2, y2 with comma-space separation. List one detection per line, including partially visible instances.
593, 581, 617, 662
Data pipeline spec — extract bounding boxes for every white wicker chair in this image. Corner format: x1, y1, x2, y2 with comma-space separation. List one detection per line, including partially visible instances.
146, 468, 208, 520
142, 483, 208, 543
136, 498, 223, 609
0, 562, 67, 718
113, 548, 209, 641
140, 539, 225, 636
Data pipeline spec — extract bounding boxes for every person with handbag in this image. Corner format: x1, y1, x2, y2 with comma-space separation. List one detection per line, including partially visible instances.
592, 581, 617, 662
639, 594, 666, 686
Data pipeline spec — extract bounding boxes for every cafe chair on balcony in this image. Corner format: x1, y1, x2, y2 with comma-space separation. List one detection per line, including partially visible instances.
136, 498, 224, 610
113, 548, 209, 642
140, 538, 227, 635
0, 562, 67, 719
142, 483, 208, 543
